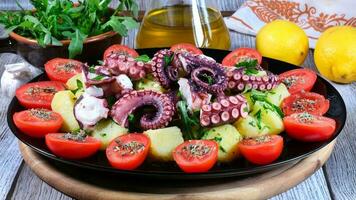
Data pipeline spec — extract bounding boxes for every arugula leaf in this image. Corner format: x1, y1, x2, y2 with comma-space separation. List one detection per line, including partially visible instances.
0, 0, 139, 58
67, 29, 88, 58
135, 54, 151, 63
177, 100, 203, 140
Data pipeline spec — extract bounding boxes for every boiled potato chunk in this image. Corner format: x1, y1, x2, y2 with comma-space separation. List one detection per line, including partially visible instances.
135, 78, 165, 93
251, 101, 284, 135
51, 91, 80, 132
66, 73, 84, 91
144, 126, 184, 161
267, 83, 290, 106
92, 119, 128, 150
202, 124, 242, 162
234, 115, 269, 138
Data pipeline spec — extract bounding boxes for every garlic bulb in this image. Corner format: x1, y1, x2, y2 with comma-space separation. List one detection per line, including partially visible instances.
1, 63, 34, 97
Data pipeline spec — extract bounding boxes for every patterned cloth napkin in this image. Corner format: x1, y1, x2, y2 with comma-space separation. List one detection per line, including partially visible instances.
224, 0, 356, 48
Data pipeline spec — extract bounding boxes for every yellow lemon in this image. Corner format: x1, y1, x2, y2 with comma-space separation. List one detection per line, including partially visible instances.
314, 26, 356, 83
256, 20, 309, 66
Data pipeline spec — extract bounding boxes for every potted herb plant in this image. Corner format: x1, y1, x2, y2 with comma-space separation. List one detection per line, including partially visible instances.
0, 0, 139, 68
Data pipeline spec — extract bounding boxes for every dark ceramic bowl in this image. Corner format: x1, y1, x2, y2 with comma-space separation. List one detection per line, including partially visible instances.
0, 30, 121, 68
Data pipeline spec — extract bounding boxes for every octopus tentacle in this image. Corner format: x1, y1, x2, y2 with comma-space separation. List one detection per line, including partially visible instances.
200, 94, 248, 127
110, 90, 175, 130
100, 54, 148, 80
151, 49, 174, 88
190, 66, 228, 94
172, 51, 228, 94
226, 67, 279, 92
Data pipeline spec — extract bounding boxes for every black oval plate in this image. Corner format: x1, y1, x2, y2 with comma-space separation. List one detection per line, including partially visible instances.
7, 48, 346, 180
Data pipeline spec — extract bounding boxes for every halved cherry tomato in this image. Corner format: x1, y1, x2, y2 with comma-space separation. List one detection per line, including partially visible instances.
173, 140, 218, 173
13, 109, 63, 138
45, 133, 101, 159
284, 113, 336, 142
170, 43, 203, 54
103, 44, 139, 59
279, 69, 317, 94
106, 134, 150, 170
222, 47, 262, 67
238, 135, 283, 165
15, 81, 66, 109
44, 58, 83, 83
282, 91, 330, 116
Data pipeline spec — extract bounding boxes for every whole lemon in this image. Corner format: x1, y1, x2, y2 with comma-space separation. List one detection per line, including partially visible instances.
256, 20, 309, 66
314, 26, 356, 83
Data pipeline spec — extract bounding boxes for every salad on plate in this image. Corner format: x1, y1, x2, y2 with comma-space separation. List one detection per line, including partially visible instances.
12, 43, 336, 173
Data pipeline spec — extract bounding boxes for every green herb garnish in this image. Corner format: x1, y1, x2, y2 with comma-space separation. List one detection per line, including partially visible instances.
177, 100, 203, 140
93, 75, 105, 81
199, 73, 214, 85
71, 79, 84, 94
250, 89, 284, 118
235, 59, 259, 75
213, 136, 222, 143
254, 109, 262, 129
88, 65, 96, 73
106, 96, 116, 108
163, 55, 173, 66
219, 146, 227, 153
0, 0, 139, 58
135, 54, 151, 63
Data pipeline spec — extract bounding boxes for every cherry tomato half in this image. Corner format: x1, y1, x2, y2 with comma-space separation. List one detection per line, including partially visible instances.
282, 91, 330, 116
13, 109, 63, 138
45, 58, 83, 83
238, 135, 283, 165
173, 140, 218, 173
15, 81, 66, 109
103, 44, 139, 59
45, 133, 101, 159
106, 134, 150, 170
222, 47, 262, 67
284, 113, 336, 142
170, 43, 203, 54
279, 69, 317, 94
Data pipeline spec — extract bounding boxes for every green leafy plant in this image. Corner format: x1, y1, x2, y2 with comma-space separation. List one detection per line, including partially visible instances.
0, 0, 139, 58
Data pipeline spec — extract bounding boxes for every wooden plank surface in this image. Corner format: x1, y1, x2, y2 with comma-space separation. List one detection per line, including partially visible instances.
0, 0, 355, 200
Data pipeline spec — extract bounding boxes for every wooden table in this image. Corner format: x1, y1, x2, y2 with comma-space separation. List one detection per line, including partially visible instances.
1, 1, 355, 199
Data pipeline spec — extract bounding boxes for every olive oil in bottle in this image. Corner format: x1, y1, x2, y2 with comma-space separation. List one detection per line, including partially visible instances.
136, 5, 231, 49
